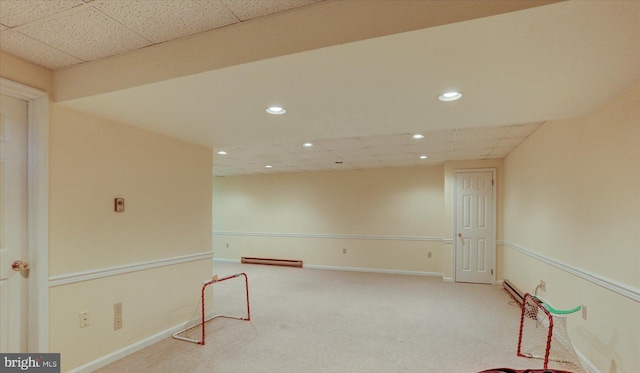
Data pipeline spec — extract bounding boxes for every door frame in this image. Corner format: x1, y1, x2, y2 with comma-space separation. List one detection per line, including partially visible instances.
1, 77, 49, 352
452, 168, 497, 284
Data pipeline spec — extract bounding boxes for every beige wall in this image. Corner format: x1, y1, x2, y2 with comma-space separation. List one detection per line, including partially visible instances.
2, 56, 213, 371
49, 105, 212, 274
213, 161, 508, 280
48, 106, 213, 371
503, 83, 640, 373
213, 166, 446, 274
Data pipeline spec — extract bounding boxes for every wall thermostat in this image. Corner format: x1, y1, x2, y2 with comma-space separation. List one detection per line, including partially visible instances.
114, 198, 125, 212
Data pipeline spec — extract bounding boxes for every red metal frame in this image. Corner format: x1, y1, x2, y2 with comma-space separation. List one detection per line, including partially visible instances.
198, 272, 251, 345
517, 293, 554, 369
172, 272, 251, 345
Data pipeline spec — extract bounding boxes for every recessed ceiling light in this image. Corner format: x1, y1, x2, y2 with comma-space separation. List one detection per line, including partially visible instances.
266, 106, 286, 115
438, 91, 463, 102
216, 151, 228, 155
412, 134, 425, 140
303, 142, 314, 148
419, 155, 428, 159
264, 165, 273, 169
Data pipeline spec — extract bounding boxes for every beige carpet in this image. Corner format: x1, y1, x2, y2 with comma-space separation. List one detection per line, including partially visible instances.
96, 262, 536, 373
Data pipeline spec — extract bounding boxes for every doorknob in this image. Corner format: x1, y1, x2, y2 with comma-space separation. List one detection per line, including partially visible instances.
457, 233, 465, 242
11, 260, 29, 271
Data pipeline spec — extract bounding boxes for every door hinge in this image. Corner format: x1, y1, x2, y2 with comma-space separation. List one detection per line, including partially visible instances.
492, 179, 494, 186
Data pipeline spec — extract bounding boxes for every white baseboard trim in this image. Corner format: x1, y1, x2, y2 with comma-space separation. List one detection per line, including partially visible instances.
213, 258, 241, 264
303, 264, 442, 278
442, 277, 453, 282
575, 348, 602, 373
494, 280, 504, 286
50, 252, 213, 287
502, 241, 639, 303
67, 322, 188, 373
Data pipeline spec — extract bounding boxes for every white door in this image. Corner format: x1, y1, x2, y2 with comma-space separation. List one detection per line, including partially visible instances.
455, 170, 496, 284
0, 93, 29, 352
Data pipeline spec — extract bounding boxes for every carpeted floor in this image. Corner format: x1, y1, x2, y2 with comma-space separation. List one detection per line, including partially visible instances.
96, 262, 536, 373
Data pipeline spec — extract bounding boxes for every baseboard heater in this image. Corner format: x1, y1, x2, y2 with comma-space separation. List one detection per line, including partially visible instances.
503, 279, 524, 305
241, 257, 303, 268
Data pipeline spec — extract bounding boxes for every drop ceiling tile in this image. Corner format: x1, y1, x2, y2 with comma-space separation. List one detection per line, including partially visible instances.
329, 148, 374, 158
209, 124, 545, 176
418, 154, 450, 164
0, 0, 84, 27
451, 138, 501, 150
382, 160, 418, 168
419, 156, 447, 163
0, 30, 84, 69
420, 130, 457, 143
315, 138, 363, 150
497, 137, 526, 148
489, 147, 515, 157
277, 154, 309, 165
374, 146, 411, 155
359, 134, 407, 148
408, 142, 453, 153
94, 0, 238, 44
19, 7, 151, 61
449, 149, 492, 159
213, 155, 231, 163
505, 122, 543, 138
376, 153, 416, 162
454, 127, 509, 142
352, 161, 385, 170
243, 143, 281, 156
339, 154, 379, 163
220, 0, 322, 21
267, 152, 297, 161
284, 144, 318, 154
300, 149, 339, 160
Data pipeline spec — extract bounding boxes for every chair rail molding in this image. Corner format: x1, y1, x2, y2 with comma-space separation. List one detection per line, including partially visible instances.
49, 252, 213, 287
502, 240, 639, 303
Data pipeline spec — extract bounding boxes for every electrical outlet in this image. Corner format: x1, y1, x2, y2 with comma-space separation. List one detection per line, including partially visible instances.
342, 248, 347, 254
114, 302, 123, 330
539, 280, 546, 291
79, 312, 89, 328
582, 305, 587, 320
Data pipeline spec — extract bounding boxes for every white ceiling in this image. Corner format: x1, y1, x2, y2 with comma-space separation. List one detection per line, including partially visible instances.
1, 1, 639, 176
0, 0, 323, 69
213, 124, 542, 176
